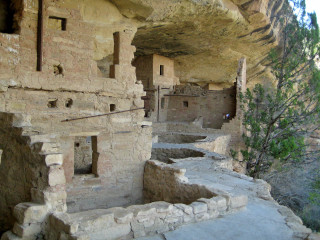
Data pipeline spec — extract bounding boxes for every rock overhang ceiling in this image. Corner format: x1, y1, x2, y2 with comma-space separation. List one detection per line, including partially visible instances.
86, 0, 287, 87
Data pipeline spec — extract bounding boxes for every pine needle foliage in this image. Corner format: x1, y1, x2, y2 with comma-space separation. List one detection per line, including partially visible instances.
241, 0, 320, 177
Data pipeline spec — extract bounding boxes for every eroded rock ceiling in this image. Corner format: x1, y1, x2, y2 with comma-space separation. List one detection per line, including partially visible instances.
80, 0, 288, 87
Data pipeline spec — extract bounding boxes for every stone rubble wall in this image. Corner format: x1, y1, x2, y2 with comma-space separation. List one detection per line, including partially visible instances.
0, 113, 67, 239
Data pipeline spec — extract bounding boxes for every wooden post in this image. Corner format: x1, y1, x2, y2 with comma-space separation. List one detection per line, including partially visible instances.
37, 0, 44, 71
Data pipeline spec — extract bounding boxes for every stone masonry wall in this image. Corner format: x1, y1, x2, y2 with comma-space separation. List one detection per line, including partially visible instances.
0, 0, 152, 237
165, 87, 236, 129
0, 113, 67, 236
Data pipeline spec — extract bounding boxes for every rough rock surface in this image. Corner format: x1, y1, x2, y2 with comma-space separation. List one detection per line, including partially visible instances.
78, 0, 288, 87
127, 0, 286, 87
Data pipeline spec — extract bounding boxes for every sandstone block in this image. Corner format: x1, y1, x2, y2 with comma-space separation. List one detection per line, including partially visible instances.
183, 214, 195, 223
101, 224, 131, 240
149, 201, 173, 213
190, 202, 208, 214
127, 205, 156, 218
13, 202, 48, 225
50, 213, 79, 234
48, 166, 66, 186
131, 221, 146, 238
198, 198, 218, 211
195, 212, 210, 222
212, 196, 227, 212
174, 204, 193, 215
41, 142, 61, 154
229, 195, 248, 209
45, 154, 63, 166
12, 223, 41, 238
111, 208, 133, 224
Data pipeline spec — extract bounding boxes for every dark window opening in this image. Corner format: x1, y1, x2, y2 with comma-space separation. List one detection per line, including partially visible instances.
160, 65, 164, 76
161, 98, 165, 109
183, 101, 188, 108
110, 104, 116, 112
65, 98, 73, 108
0, 0, 22, 34
48, 99, 58, 108
48, 16, 67, 31
74, 136, 97, 175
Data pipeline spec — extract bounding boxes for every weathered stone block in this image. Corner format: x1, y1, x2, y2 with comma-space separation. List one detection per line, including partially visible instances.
212, 196, 227, 212
198, 198, 218, 211
45, 154, 63, 166
229, 195, 248, 209
41, 142, 61, 154
149, 201, 174, 213
48, 166, 66, 186
190, 202, 208, 214
50, 213, 79, 234
174, 204, 193, 215
195, 212, 210, 222
13, 202, 48, 225
110, 208, 133, 224
12, 223, 41, 238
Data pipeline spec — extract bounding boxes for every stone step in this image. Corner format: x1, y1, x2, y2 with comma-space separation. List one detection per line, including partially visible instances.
13, 202, 48, 225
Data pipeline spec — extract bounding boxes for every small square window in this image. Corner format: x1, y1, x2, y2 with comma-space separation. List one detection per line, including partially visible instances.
48, 98, 58, 108
74, 136, 97, 175
183, 101, 188, 108
110, 104, 116, 112
160, 65, 164, 76
48, 16, 67, 31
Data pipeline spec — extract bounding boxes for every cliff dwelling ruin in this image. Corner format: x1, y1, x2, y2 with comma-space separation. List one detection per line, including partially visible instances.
0, 0, 318, 240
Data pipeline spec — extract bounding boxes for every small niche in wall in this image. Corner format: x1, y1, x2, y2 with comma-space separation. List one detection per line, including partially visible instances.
48, 16, 67, 31
65, 98, 73, 108
54, 64, 64, 76
160, 65, 164, 76
48, 98, 58, 108
183, 101, 189, 108
161, 98, 165, 109
110, 104, 116, 112
74, 136, 98, 175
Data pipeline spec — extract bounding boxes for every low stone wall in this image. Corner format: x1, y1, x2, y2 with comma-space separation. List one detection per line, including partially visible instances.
144, 160, 214, 204
44, 160, 248, 240
49, 197, 229, 240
